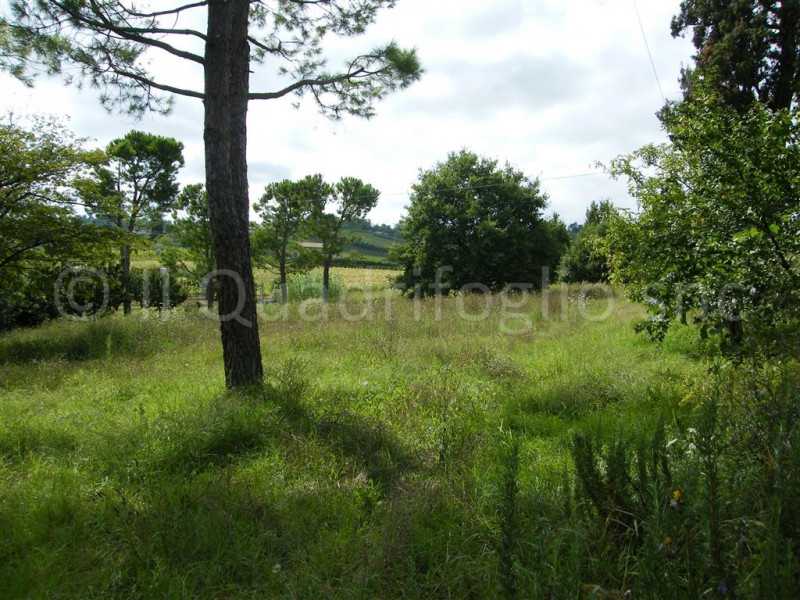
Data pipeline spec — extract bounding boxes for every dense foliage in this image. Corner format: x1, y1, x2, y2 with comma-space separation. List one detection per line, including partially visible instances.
394, 150, 569, 295
609, 88, 800, 354
0, 117, 121, 330
671, 0, 800, 111
558, 200, 615, 283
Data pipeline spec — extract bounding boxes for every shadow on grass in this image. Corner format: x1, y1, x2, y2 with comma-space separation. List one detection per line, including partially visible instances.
266, 383, 419, 493
0, 465, 370, 599
100, 373, 419, 496
0, 422, 80, 463
0, 319, 166, 365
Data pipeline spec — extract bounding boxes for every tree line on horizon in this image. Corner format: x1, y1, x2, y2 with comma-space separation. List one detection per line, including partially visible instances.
1, 0, 799, 379
0, 114, 601, 331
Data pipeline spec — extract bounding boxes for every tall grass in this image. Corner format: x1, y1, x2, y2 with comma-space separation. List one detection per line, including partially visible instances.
274, 270, 345, 302
0, 280, 796, 598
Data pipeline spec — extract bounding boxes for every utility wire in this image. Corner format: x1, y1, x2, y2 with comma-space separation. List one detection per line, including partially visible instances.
633, 0, 666, 104
372, 171, 605, 198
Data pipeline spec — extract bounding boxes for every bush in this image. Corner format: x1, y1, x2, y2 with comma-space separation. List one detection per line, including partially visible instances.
0, 266, 188, 332
0, 265, 123, 331
129, 268, 189, 310
566, 360, 800, 597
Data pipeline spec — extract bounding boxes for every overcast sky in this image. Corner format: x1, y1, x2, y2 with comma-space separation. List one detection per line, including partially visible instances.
0, 0, 694, 225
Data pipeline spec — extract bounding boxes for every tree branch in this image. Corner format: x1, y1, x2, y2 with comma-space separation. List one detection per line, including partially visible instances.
50, 0, 206, 65
118, 1, 209, 19
248, 67, 378, 100
100, 49, 205, 99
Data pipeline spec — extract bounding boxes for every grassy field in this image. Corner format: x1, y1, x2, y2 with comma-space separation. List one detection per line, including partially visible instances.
253, 265, 400, 294
0, 277, 724, 597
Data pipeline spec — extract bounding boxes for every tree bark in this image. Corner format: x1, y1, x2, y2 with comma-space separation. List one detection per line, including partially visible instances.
773, 0, 800, 110
204, 277, 215, 309
322, 259, 331, 303
279, 256, 288, 304
120, 243, 132, 315
204, 0, 263, 388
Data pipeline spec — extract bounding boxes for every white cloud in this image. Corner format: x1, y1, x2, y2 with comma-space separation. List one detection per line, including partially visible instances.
0, 0, 694, 225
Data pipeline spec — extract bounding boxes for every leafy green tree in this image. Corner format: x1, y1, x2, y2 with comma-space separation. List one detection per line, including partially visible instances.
79, 131, 184, 315
394, 150, 567, 295
1, 117, 101, 278
0, 116, 120, 329
671, 1, 800, 111
253, 175, 329, 304
608, 88, 800, 354
0, 0, 421, 388
312, 177, 380, 302
558, 200, 616, 283
159, 184, 216, 307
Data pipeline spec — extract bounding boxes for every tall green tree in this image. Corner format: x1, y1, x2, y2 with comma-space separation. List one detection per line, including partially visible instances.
558, 200, 616, 284
394, 150, 567, 295
253, 175, 329, 304
79, 131, 184, 315
671, 0, 800, 111
0, 1, 421, 388
608, 87, 800, 354
159, 183, 216, 307
312, 177, 380, 302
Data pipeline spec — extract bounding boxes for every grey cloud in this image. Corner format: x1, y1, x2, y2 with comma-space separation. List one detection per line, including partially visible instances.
462, 3, 525, 38
406, 54, 590, 117
434, 1, 565, 39
248, 160, 292, 184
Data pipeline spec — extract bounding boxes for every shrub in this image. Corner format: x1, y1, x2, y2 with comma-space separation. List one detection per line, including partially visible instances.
566, 361, 800, 597
129, 268, 189, 310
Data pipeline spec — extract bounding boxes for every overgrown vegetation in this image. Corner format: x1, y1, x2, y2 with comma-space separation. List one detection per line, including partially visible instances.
608, 86, 800, 353
1, 286, 796, 598
0, 1, 798, 597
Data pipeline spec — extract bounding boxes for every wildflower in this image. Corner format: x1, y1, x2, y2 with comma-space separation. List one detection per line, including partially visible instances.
670, 488, 683, 509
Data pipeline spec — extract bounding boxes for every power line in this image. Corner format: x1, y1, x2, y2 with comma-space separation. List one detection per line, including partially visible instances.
633, 0, 666, 104
541, 172, 599, 181
374, 171, 606, 198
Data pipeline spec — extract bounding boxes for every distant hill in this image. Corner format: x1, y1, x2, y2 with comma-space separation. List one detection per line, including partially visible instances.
337, 220, 403, 267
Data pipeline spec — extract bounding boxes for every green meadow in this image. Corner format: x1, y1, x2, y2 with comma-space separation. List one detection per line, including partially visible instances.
1, 279, 735, 599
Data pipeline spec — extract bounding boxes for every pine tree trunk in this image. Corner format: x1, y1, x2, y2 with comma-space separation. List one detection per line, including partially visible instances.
204, 0, 263, 388
279, 258, 288, 304
204, 277, 215, 309
120, 244, 132, 315
773, 1, 800, 110
322, 260, 331, 303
